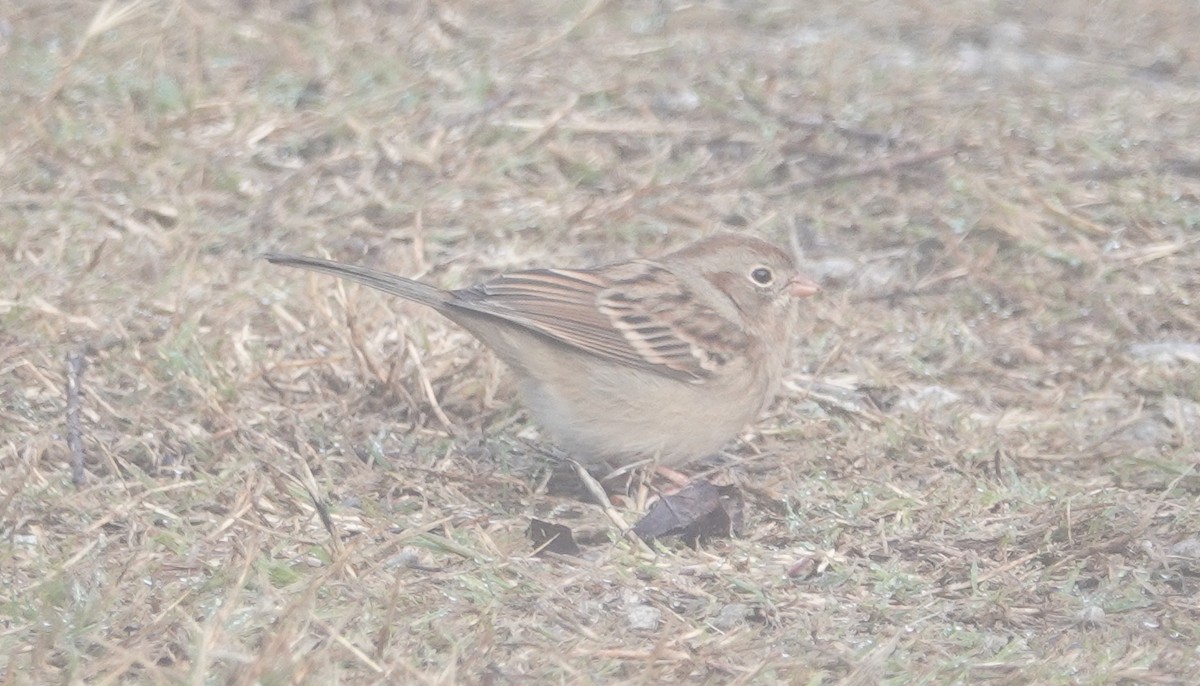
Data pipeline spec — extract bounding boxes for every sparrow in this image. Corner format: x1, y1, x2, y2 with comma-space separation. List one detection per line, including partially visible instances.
266, 232, 819, 467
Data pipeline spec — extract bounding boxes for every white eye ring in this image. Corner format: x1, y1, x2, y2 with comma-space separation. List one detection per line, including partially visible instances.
748, 266, 775, 287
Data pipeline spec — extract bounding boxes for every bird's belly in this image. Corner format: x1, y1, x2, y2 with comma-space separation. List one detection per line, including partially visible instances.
518, 361, 765, 467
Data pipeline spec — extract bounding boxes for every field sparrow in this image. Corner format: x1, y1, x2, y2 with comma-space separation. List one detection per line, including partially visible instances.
265, 233, 819, 468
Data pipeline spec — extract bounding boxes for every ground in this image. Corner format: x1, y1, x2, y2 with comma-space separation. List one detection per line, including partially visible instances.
2, 1, 1199, 683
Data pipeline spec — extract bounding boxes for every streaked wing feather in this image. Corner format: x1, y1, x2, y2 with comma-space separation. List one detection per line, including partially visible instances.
446, 264, 745, 381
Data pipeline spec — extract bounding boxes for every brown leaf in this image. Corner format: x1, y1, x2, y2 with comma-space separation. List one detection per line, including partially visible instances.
632, 480, 743, 545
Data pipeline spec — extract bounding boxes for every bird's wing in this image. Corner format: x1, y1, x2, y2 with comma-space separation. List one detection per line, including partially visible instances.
448, 261, 748, 382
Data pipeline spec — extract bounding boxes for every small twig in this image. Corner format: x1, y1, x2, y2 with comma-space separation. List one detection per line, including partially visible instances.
781, 378, 886, 427
65, 349, 88, 487
341, 303, 385, 385
297, 450, 343, 557
519, 93, 581, 152
571, 647, 691, 661
497, 117, 713, 136
572, 461, 655, 557
840, 631, 902, 686
517, 0, 613, 59
781, 146, 961, 192
405, 336, 458, 437
415, 531, 492, 563
44, 0, 151, 104
1104, 236, 1200, 266
0, 442, 34, 523
918, 549, 1043, 598
1036, 194, 1111, 237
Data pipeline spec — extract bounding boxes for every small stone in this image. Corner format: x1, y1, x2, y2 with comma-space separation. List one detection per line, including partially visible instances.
626, 604, 661, 631
895, 385, 962, 413
712, 603, 750, 631
1076, 605, 1105, 626
1169, 537, 1200, 559
1129, 342, 1200, 364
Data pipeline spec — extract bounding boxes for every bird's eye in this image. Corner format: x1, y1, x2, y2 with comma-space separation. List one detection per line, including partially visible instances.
749, 266, 774, 286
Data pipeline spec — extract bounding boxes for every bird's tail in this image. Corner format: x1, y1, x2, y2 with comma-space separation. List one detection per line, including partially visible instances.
264, 253, 450, 309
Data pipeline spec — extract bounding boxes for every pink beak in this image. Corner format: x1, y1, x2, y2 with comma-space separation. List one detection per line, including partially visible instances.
787, 275, 821, 298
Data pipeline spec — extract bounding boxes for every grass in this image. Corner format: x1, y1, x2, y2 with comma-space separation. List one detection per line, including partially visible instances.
2, 0, 1200, 683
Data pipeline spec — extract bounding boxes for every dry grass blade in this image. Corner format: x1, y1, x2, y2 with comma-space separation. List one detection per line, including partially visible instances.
572, 460, 656, 557
405, 336, 459, 437
44, 0, 153, 103
518, 0, 614, 58
65, 350, 88, 486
